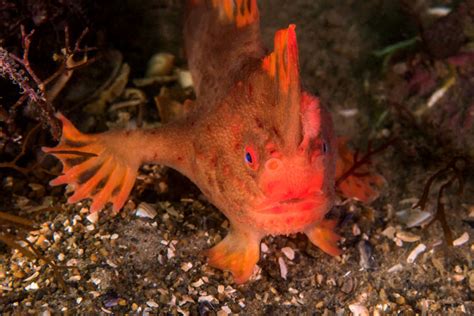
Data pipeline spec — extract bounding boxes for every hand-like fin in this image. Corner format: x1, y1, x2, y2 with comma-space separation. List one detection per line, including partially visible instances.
305, 219, 342, 257
43, 113, 139, 213
205, 227, 261, 284
335, 138, 386, 203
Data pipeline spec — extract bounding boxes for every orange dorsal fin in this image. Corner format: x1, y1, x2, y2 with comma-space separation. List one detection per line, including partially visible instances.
262, 24, 300, 95
191, 0, 259, 28
262, 24, 302, 152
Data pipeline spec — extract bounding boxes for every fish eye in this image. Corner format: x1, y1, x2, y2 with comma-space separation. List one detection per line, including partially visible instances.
245, 152, 253, 164
244, 146, 258, 169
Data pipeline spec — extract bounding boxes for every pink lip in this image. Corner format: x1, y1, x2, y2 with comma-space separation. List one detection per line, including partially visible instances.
253, 194, 324, 214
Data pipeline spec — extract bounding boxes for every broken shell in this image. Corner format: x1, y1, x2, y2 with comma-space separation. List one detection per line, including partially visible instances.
388, 263, 403, 273
281, 247, 295, 260
278, 257, 288, 280
178, 69, 193, 88
135, 202, 157, 219
146, 53, 175, 77
396, 231, 421, 243
381, 226, 396, 239
396, 209, 433, 228
407, 244, 427, 263
86, 211, 99, 224
358, 240, 375, 270
452, 232, 469, 246
348, 303, 369, 316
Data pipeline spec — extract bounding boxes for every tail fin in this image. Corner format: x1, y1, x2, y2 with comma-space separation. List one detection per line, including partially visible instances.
43, 114, 139, 213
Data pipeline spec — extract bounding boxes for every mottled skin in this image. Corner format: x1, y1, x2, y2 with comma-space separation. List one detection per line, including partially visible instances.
43, 0, 343, 283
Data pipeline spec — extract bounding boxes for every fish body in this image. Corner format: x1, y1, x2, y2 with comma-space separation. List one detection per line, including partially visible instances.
44, 0, 345, 283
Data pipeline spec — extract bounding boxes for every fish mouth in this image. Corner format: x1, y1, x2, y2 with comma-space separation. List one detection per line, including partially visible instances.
253, 192, 326, 214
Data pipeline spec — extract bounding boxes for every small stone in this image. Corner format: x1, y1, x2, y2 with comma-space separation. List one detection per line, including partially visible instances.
118, 299, 127, 306
261, 243, 269, 253
341, 277, 354, 294
86, 224, 95, 231
13, 270, 26, 279
57, 253, 65, 262
110, 233, 119, 240
131, 303, 138, 311
407, 244, 427, 263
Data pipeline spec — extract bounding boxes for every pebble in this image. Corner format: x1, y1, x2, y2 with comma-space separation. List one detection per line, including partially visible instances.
407, 244, 427, 263
452, 232, 469, 246
260, 242, 269, 253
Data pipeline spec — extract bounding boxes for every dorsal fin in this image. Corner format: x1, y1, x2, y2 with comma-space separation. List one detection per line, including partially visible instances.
191, 0, 259, 28
262, 24, 302, 151
262, 24, 300, 95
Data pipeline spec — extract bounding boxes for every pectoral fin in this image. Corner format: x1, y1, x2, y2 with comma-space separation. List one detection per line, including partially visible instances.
205, 227, 261, 284
305, 219, 342, 257
43, 113, 139, 213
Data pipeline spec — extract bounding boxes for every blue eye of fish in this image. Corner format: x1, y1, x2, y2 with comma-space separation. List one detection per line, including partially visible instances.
245, 152, 253, 164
